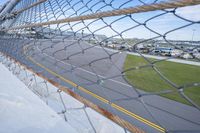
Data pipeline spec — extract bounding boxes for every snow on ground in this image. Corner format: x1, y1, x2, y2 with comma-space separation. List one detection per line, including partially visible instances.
0, 63, 78, 133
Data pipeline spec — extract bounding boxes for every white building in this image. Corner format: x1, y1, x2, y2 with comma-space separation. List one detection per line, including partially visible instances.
182, 53, 193, 59
193, 53, 200, 59
136, 44, 144, 49
171, 49, 183, 57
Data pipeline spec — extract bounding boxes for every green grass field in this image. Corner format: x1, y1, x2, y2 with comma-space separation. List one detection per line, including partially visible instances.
124, 54, 200, 106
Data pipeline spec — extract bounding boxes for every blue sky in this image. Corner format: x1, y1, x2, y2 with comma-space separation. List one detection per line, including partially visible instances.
55, 0, 200, 41
1, 0, 200, 41
0, 0, 7, 5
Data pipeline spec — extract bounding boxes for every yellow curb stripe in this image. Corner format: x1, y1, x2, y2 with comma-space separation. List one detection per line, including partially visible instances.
28, 56, 165, 133
111, 103, 165, 132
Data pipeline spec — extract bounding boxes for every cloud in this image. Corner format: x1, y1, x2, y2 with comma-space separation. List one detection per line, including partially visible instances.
176, 5, 200, 21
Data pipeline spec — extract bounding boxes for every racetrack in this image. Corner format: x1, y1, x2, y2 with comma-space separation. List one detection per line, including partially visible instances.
27, 39, 200, 133
1, 38, 200, 133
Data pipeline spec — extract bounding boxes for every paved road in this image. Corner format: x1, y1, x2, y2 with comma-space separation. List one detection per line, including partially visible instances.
94, 45, 200, 66
1, 38, 200, 133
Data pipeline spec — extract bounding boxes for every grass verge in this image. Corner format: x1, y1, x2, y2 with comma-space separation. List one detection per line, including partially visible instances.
123, 54, 200, 106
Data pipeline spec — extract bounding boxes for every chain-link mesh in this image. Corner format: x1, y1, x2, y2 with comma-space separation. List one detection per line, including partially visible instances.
0, 0, 200, 133
0, 53, 134, 133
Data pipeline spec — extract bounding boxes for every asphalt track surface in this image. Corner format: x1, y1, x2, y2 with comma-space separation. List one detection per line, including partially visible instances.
2, 39, 200, 133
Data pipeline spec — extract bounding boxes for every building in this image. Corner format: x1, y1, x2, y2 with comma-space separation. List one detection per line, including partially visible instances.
182, 53, 193, 59
193, 52, 200, 59
171, 49, 183, 57
154, 47, 173, 56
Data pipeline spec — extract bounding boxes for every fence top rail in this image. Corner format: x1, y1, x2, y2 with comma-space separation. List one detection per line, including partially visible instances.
1, 0, 200, 31
13, 0, 47, 15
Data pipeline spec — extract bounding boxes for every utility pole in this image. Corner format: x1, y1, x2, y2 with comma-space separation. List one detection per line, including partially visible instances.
191, 29, 195, 42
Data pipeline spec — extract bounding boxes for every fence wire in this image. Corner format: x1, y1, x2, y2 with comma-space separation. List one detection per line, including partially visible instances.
0, 0, 200, 133
0, 53, 132, 133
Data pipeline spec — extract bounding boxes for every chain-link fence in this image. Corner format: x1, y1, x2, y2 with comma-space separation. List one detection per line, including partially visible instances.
0, 52, 134, 133
0, 0, 200, 133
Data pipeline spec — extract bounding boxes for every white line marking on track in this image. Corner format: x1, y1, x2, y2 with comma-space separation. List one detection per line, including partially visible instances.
35, 46, 132, 88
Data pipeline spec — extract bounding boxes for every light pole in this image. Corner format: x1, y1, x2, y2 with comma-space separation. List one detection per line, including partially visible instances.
191, 29, 195, 42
